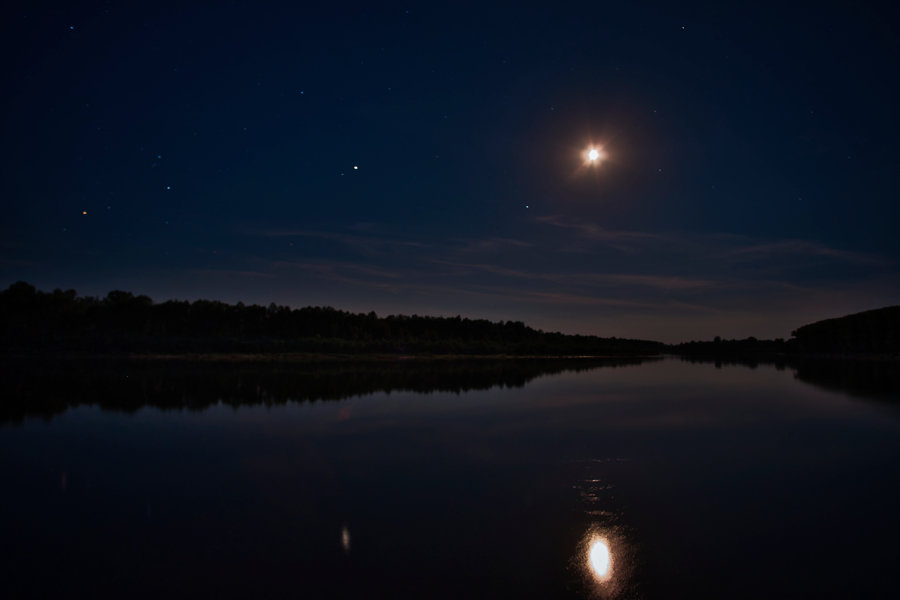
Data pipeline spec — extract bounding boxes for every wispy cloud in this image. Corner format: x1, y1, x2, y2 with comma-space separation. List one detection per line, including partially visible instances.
432, 260, 714, 291
454, 237, 533, 253
186, 269, 276, 280
270, 260, 406, 281
534, 215, 668, 253
535, 216, 894, 271
725, 240, 889, 266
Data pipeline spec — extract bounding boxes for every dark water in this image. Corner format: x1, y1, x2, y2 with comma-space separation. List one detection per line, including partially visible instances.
1, 357, 898, 599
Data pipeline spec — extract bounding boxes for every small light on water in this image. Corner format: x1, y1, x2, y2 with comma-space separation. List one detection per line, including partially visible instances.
341, 525, 351, 554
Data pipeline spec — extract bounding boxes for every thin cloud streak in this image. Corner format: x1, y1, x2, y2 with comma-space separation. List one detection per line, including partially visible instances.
186, 269, 277, 280
269, 260, 406, 281
535, 215, 665, 243
725, 240, 890, 265
432, 260, 715, 291
534, 214, 668, 254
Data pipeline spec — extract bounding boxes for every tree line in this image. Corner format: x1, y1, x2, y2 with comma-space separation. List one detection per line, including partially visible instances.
0, 282, 664, 355
673, 305, 900, 356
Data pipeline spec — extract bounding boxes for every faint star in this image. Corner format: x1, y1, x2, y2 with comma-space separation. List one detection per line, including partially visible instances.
166, 186, 171, 190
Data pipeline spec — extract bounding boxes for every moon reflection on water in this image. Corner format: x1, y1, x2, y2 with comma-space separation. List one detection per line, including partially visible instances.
575, 527, 632, 598
589, 539, 611, 579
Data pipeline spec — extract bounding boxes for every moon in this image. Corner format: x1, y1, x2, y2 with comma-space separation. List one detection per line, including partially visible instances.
585, 146, 607, 166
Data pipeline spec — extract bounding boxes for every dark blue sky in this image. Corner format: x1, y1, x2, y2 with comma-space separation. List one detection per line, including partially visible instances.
3, 1, 898, 342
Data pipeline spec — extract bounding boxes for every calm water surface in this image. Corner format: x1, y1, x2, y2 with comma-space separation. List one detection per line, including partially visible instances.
1, 358, 898, 598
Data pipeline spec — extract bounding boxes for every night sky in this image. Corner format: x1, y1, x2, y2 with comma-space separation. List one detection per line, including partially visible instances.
3, 2, 898, 343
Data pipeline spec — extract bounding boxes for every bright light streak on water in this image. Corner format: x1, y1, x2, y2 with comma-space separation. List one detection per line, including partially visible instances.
589, 539, 611, 578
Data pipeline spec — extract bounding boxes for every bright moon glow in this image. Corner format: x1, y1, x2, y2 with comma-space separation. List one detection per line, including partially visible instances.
589, 540, 611, 578
585, 146, 607, 165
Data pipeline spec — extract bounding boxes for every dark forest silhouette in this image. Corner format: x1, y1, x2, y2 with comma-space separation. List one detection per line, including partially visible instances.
673, 306, 900, 357
0, 282, 663, 356
2, 282, 897, 357
790, 306, 900, 354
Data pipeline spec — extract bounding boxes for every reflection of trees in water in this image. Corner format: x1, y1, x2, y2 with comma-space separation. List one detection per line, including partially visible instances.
790, 359, 900, 403
679, 356, 900, 404
0, 357, 653, 424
